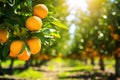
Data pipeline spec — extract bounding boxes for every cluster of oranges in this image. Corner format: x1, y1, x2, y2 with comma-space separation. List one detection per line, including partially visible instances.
26, 4, 48, 31
0, 4, 48, 61
9, 37, 42, 61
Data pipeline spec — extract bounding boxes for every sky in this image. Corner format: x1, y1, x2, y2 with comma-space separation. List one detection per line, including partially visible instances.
66, 0, 88, 39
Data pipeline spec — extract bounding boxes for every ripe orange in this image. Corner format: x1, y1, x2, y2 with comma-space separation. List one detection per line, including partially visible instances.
81, 51, 87, 58
33, 4, 48, 19
113, 33, 119, 41
108, 25, 114, 32
43, 54, 49, 60
0, 29, 9, 43
9, 40, 24, 57
26, 16, 42, 31
17, 50, 30, 61
27, 37, 41, 54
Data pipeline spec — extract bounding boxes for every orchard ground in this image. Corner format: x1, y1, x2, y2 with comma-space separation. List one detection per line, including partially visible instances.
0, 57, 118, 80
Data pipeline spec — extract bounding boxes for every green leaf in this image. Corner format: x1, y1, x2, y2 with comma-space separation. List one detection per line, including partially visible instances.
43, 28, 51, 35
51, 20, 68, 30
50, 32, 61, 38
26, 0, 32, 11
7, 0, 15, 6
25, 42, 30, 54
18, 43, 25, 55
2, 42, 11, 57
18, 41, 30, 55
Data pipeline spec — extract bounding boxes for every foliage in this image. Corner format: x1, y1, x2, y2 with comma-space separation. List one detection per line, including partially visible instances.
71, 0, 120, 57
1, 59, 25, 68
0, 0, 67, 60
15, 68, 43, 79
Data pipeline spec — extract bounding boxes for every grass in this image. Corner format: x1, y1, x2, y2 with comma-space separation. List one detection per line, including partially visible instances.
14, 67, 44, 79
58, 65, 93, 78
45, 57, 87, 71
47, 57, 85, 67
0, 57, 115, 79
1, 59, 25, 68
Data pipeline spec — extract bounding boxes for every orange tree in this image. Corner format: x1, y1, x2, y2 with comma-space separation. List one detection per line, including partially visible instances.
37, 0, 69, 58
86, 0, 115, 70
29, 0, 69, 66
0, 0, 67, 62
72, 0, 120, 77
105, 0, 120, 77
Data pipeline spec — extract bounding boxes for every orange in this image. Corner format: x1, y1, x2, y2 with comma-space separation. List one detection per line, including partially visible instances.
26, 16, 42, 31
27, 37, 41, 54
43, 54, 49, 60
108, 25, 114, 32
9, 40, 24, 57
0, 29, 9, 43
81, 51, 87, 59
17, 50, 30, 61
113, 33, 119, 41
33, 4, 48, 19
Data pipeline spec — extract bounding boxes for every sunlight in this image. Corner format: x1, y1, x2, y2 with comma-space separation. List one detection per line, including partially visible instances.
66, 0, 88, 11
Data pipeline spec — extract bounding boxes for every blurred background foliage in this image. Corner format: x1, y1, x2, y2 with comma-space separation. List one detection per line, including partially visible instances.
0, 0, 120, 78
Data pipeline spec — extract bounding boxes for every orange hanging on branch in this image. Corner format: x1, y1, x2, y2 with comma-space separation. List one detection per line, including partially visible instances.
0, 29, 9, 43
26, 16, 42, 31
33, 4, 48, 19
9, 40, 24, 57
17, 50, 30, 61
27, 37, 41, 54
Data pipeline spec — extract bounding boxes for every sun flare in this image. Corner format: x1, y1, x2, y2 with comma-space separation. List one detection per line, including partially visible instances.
67, 0, 88, 11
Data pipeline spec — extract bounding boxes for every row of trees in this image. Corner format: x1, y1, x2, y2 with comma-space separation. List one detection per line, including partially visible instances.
69, 0, 120, 77
0, 0, 120, 78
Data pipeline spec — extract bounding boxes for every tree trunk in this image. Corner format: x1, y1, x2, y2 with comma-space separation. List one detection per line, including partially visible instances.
0, 61, 2, 69
0, 61, 3, 75
82, 58, 87, 65
99, 56, 105, 71
39, 60, 49, 66
8, 58, 14, 75
91, 57, 95, 66
35, 59, 39, 66
24, 59, 31, 69
114, 54, 120, 77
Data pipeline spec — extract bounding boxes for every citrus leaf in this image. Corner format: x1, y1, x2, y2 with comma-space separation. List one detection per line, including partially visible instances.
51, 20, 68, 30
50, 32, 61, 38
18, 43, 25, 55
2, 42, 11, 57
25, 42, 30, 54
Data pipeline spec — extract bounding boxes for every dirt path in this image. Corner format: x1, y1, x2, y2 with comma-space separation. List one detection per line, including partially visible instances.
0, 66, 118, 80
32, 66, 116, 80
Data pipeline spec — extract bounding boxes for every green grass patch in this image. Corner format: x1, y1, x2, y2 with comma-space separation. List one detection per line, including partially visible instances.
1, 59, 25, 68
58, 65, 93, 78
73, 65, 93, 71
47, 57, 85, 67
15, 68, 44, 79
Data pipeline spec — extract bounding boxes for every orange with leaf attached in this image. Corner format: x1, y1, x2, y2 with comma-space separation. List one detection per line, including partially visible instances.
9, 40, 24, 57
27, 37, 41, 54
17, 50, 30, 61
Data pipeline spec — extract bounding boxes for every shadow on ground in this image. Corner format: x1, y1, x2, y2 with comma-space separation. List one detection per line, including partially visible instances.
58, 69, 118, 80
